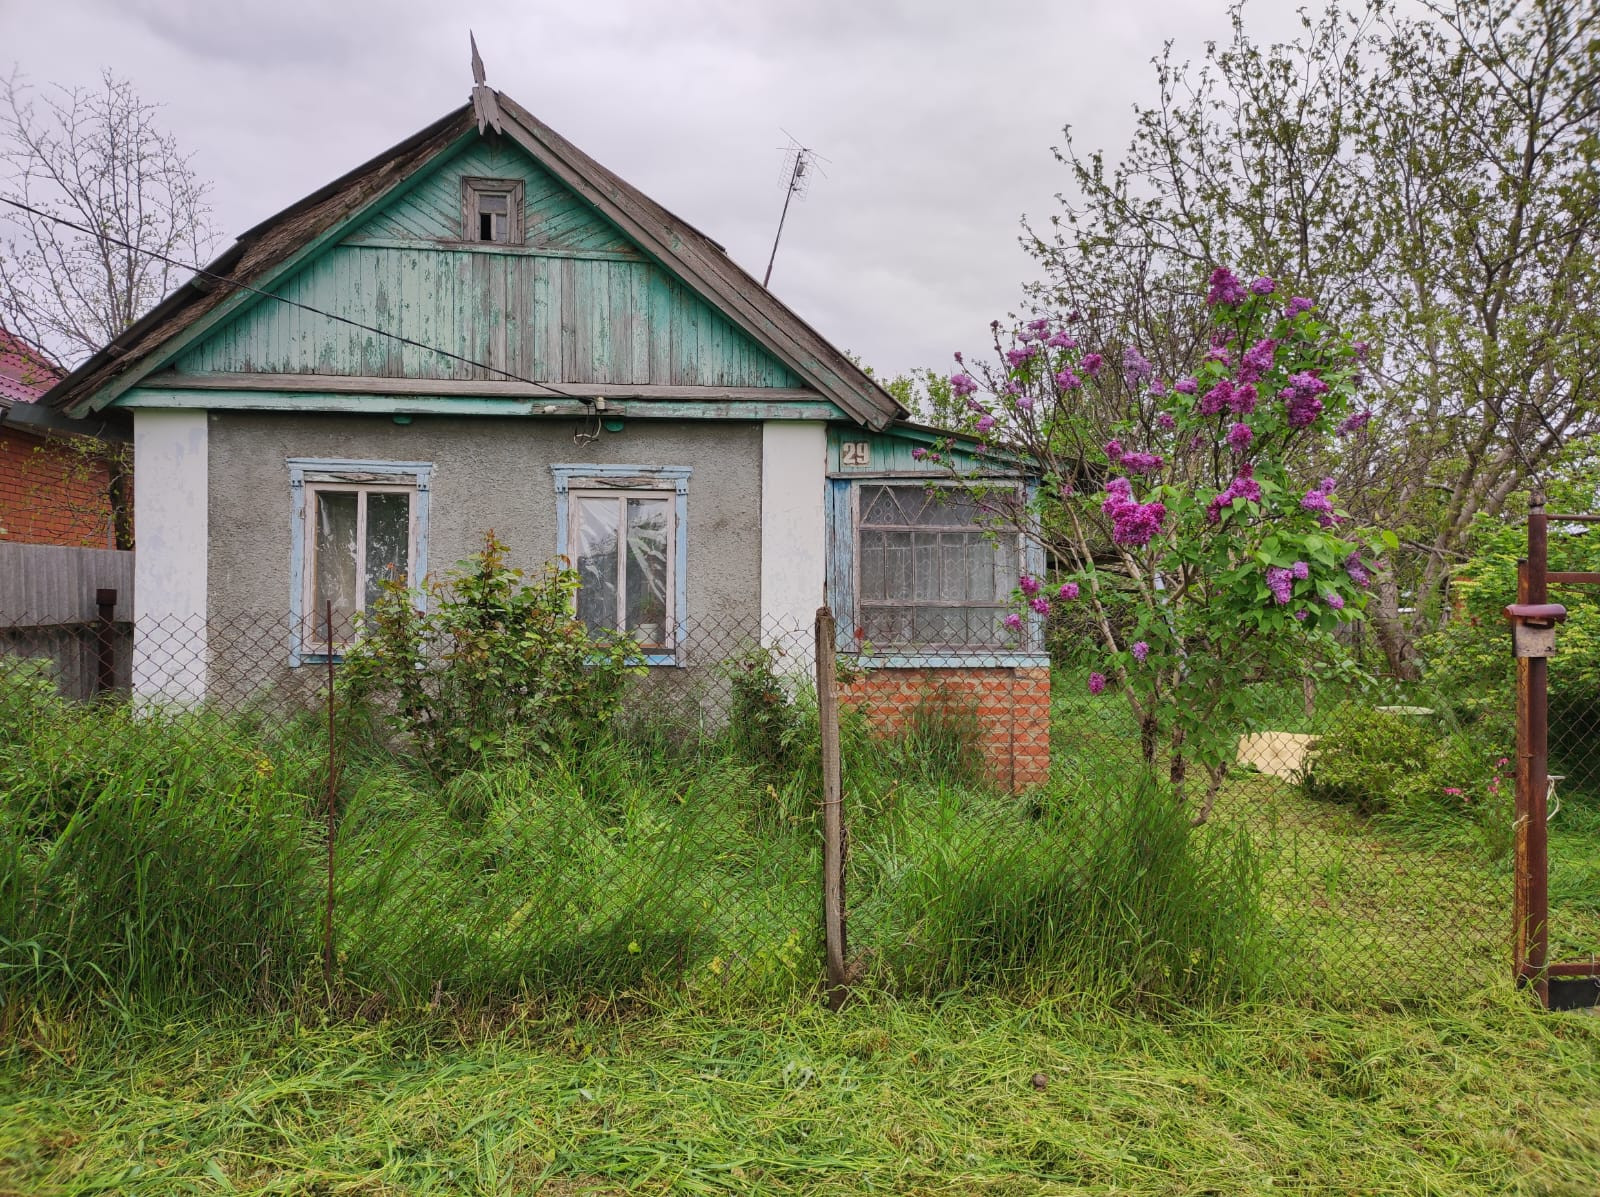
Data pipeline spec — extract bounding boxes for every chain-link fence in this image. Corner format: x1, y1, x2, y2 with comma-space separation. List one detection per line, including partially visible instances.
1, 602, 1517, 1012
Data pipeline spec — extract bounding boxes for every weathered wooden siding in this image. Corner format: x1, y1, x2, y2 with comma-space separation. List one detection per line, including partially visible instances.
171, 139, 803, 389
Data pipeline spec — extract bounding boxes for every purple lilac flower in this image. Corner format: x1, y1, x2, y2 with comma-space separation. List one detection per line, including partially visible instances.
1206, 267, 1248, 307
1250, 276, 1277, 296
1003, 613, 1023, 632
1228, 383, 1259, 416
1352, 341, 1370, 360
1005, 346, 1037, 368
1291, 561, 1309, 581
1301, 484, 1334, 515
1015, 394, 1035, 411
1285, 296, 1315, 317
1148, 378, 1167, 397
953, 350, 964, 365
1204, 346, 1233, 366
911, 446, 928, 461
1046, 331, 1078, 350
951, 372, 978, 397
1238, 338, 1276, 384
1281, 372, 1329, 428
965, 396, 986, 413
1265, 566, 1295, 605
1119, 451, 1164, 475
1227, 422, 1253, 451
1174, 376, 1198, 395
1104, 439, 1125, 464
1088, 672, 1107, 696
1029, 596, 1051, 615
1345, 552, 1372, 588
1122, 346, 1154, 387
1080, 352, 1104, 378
1324, 593, 1346, 610
1131, 640, 1150, 663
1017, 328, 1039, 344
1019, 574, 1041, 597
1206, 463, 1263, 524
1055, 368, 1082, 390
1336, 410, 1372, 437
1156, 411, 1176, 430
1199, 380, 1235, 416
1101, 477, 1167, 547
1059, 582, 1080, 600
1294, 609, 1309, 622
976, 414, 996, 433
1004, 381, 1023, 395
1027, 316, 1051, 335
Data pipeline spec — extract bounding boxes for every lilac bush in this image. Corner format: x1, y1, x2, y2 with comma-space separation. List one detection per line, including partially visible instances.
927, 266, 1396, 821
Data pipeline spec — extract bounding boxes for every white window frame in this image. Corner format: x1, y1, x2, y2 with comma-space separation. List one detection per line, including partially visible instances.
566, 487, 677, 651
551, 464, 691, 667
288, 459, 433, 664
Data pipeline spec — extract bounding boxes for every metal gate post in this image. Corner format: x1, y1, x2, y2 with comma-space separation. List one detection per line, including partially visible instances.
1513, 498, 1551, 1006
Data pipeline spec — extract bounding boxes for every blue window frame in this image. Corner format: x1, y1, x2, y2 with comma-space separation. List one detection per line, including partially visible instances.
551, 463, 690, 667
826, 476, 1047, 667
288, 458, 433, 665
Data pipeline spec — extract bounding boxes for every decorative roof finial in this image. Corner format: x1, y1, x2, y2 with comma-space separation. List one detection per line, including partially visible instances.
469, 32, 502, 133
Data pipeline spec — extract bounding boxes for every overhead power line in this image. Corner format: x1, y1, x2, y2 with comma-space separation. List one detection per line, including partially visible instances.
0, 193, 581, 401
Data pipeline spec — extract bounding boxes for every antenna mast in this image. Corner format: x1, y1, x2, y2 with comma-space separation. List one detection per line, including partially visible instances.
763, 135, 824, 289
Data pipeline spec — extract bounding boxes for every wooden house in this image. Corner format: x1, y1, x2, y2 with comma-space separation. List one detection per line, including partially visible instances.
41, 76, 1050, 787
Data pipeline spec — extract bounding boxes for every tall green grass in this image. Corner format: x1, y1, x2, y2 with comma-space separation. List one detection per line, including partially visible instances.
2, 660, 1271, 1014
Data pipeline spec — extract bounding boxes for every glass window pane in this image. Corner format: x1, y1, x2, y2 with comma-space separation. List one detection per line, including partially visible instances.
625, 497, 670, 646
364, 492, 411, 608
478, 193, 509, 214
575, 496, 620, 633
314, 491, 359, 642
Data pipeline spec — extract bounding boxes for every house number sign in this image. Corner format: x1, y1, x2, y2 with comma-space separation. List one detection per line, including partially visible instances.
841, 441, 871, 467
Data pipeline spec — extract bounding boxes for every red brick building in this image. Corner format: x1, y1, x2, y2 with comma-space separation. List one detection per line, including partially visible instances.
0, 329, 130, 548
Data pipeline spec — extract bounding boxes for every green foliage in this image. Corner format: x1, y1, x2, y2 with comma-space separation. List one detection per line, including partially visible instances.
338, 531, 645, 779
1299, 708, 1438, 816
865, 773, 1267, 1004
721, 646, 803, 774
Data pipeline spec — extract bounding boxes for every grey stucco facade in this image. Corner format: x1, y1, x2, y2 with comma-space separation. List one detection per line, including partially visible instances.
205, 411, 764, 679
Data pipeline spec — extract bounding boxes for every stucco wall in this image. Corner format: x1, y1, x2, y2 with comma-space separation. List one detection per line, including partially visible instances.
206, 412, 764, 675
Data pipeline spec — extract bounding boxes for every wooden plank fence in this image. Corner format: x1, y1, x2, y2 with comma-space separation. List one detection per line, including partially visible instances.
0, 543, 133, 698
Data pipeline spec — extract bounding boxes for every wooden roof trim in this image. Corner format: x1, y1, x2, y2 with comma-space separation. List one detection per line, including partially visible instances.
45, 106, 477, 416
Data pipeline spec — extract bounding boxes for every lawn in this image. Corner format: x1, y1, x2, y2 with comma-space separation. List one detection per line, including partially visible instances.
4, 991, 1599, 1195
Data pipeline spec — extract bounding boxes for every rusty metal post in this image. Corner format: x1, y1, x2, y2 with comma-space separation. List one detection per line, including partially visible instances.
1514, 497, 1551, 1006
93, 587, 117, 696
324, 599, 338, 994
814, 605, 848, 1010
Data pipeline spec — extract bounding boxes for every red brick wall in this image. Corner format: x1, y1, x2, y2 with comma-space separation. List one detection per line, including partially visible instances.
839, 665, 1051, 792
0, 426, 116, 548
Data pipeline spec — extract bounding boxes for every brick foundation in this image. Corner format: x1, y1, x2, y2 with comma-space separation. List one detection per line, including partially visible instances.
838, 665, 1051, 792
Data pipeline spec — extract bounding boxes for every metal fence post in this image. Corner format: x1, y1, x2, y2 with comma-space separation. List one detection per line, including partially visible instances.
93, 587, 117, 696
815, 605, 848, 1009
1514, 497, 1550, 1007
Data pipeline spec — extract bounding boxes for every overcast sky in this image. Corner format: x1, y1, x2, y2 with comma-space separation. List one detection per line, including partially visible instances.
3, 0, 1315, 380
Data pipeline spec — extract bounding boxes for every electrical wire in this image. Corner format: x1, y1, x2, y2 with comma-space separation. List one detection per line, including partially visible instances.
0, 193, 585, 402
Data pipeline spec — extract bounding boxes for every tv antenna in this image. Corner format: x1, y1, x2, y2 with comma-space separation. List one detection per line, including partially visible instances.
762, 132, 827, 288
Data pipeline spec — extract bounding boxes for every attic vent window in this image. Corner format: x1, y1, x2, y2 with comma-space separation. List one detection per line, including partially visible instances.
462, 177, 524, 245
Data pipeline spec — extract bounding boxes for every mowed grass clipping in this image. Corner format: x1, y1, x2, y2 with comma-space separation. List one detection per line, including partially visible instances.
4, 992, 1599, 1195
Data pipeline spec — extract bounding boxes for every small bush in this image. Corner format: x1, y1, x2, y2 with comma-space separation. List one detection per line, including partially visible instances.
339, 531, 645, 780
1299, 708, 1437, 815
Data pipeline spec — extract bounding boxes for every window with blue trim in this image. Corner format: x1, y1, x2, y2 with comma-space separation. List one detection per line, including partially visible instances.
289, 459, 432, 659
551, 465, 689, 663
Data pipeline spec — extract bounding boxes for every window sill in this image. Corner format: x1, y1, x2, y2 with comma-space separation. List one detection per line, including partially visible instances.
849, 651, 1052, 670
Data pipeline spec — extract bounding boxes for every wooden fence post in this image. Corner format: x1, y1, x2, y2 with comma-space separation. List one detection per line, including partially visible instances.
815, 605, 848, 1009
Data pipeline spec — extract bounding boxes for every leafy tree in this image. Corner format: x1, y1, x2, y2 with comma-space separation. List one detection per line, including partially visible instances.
0, 69, 219, 366
1025, 0, 1599, 676
928, 267, 1391, 822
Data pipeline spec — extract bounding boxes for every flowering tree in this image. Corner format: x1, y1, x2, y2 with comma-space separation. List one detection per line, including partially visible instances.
927, 267, 1395, 822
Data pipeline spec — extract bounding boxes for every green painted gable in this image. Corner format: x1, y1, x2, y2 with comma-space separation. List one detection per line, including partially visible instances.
169, 136, 803, 390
